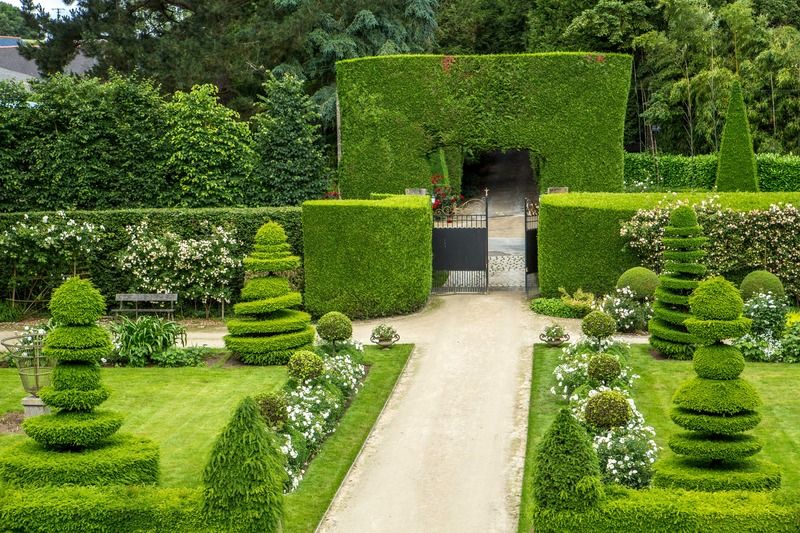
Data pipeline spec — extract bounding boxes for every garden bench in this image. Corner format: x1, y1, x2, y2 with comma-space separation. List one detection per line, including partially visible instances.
112, 293, 178, 320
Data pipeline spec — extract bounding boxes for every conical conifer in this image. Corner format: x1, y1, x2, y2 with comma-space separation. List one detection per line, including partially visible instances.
716, 81, 759, 192
649, 206, 706, 359
225, 222, 314, 364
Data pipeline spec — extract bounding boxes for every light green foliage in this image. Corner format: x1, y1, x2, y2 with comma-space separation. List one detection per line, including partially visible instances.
316, 312, 353, 343
287, 350, 325, 382
616, 267, 658, 300
740, 270, 785, 300
716, 81, 759, 192
303, 195, 432, 318
49, 277, 106, 326
529, 297, 584, 318
337, 53, 631, 197
584, 390, 631, 428
202, 397, 286, 533
249, 73, 331, 206
688, 276, 743, 321
164, 84, 255, 208
110, 316, 186, 367
581, 311, 617, 340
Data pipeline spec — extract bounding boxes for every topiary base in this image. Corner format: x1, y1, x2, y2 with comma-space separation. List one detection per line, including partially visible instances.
648, 336, 694, 360
653, 455, 781, 492
237, 344, 314, 366
0, 433, 160, 486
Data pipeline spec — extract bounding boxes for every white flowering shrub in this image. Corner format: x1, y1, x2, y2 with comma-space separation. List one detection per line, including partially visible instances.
743, 292, 789, 338
593, 420, 658, 488
597, 287, 653, 333
735, 333, 784, 362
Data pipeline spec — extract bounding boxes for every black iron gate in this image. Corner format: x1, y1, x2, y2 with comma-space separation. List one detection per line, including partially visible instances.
431, 198, 488, 294
525, 198, 539, 296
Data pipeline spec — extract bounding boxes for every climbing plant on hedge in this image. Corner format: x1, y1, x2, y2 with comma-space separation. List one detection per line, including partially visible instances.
648, 206, 706, 360
716, 81, 759, 192
224, 222, 314, 365
654, 277, 781, 491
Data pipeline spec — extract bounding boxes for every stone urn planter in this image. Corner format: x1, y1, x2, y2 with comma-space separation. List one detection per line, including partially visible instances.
370, 324, 399, 349
540, 324, 569, 347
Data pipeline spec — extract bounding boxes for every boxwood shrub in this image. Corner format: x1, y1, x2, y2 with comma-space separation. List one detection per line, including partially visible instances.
303, 195, 432, 318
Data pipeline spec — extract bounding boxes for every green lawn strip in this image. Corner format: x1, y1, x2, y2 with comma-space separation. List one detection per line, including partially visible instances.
284, 344, 413, 533
0, 365, 286, 488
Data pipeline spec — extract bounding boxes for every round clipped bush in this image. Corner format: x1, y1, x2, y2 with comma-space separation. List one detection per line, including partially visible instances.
254, 221, 288, 245
689, 276, 743, 321
49, 277, 106, 325
287, 350, 325, 382
740, 270, 785, 301
584, 390, 631, 429
670, 205, 699, 227
581, 311, 616, 340
253, 391, 288, 430
616, 267, 658, 300
587, 353, 621, 384
317, 312, 352, 343
693, 345, 745, 380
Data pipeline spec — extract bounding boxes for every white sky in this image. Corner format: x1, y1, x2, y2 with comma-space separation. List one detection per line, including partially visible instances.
5, 0, 70, 15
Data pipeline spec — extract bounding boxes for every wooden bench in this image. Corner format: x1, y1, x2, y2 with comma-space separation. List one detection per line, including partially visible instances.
113, 293, 178, 320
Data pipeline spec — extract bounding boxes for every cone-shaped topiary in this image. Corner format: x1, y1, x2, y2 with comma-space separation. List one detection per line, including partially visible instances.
225, 222, 314, 365
654, 276, 781, 491
203, 396, 286, 533
716, 81, 759, 192
23, 277, 123, 449
533, 409, 604, 511
649, 206, 706, 360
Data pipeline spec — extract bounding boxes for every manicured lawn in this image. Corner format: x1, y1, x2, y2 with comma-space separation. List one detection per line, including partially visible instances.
0, 365, 286, 487
284, 344, 413, 533
518, 344, 800, 533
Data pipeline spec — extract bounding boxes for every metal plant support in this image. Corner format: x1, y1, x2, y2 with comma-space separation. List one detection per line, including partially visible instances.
2, 332, 54, 417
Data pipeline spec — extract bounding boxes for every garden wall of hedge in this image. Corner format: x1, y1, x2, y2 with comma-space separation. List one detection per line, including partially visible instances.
337, 53, 632, 198
538, 192, 800, 297
624, 152, 800, 191
303, 195, 432, 318
0, 207, 301, 306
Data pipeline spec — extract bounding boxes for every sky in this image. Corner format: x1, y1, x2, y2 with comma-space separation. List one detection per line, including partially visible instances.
6, 0, 69, 15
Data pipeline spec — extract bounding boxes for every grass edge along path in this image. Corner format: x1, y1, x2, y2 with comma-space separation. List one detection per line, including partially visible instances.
284, 343, 414, 533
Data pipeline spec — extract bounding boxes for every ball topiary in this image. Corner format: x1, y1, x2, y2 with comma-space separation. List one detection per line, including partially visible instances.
316, 312, 353, 343
587, 353, 622, 384
616, 267, 658, 301
689, 276, 743, 321
49, 277, 106, 326
740, 270, 785, 301
287, 350, 325, 382
584, 390, 631, 429
581, 311, 616, 340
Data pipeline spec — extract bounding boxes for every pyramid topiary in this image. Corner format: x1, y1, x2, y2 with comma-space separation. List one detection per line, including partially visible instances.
225, 222, 314, 365
649, 206, 706, 359
654, 276, 781, 491
716, 81, 759, 192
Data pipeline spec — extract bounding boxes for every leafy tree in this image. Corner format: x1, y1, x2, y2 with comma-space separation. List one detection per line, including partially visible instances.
249, 73, 330, 206
716, 80, 759, 191
0, 1, 36, 38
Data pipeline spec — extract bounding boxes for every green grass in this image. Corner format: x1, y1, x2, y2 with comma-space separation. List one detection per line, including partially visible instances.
0, 365, 286, 487
284, 344, 413, 533
518, 344, 800, 532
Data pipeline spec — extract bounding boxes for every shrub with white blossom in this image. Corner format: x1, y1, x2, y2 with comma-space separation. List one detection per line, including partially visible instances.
598, 287, 653, 333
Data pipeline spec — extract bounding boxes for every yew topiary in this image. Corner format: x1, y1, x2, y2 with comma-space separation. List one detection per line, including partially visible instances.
584, 390, 631, 429
649, 206, 706, 360
317, 311, 352, 343
617, 266, 658, 301
716, 81, 759, 192
225, 222, 314, 365
581, 311, 616, 341
587, 353, 621, 384
740, 270, 785, 301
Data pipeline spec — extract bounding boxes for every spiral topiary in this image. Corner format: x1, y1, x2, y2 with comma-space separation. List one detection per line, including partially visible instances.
587, 353, 622, 384
584, 390, 631, 429
581, 311, 616, 341
654, 276, 781, 492
649, 205, 706, 360
616, 266, 658, 301
740, 270, 785, 301
225, 222, 314, 365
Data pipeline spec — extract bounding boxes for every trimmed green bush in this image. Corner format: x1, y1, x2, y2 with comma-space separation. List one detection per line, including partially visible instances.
49, 277, 106, 325
584, 390, 631, 429
692, 345, 745, 380
670, 407, 761, 435
741, 270, 785, 300
649, 206, 705, 360
254, 391, 288, 431
581, 311, 616, 340
303, 195, 432, 318
203, 396, 286, 533
716, 81, 759, 192
316, 312, 353, 343
653, 457, 782, 493
529, 298, 583, 318
689, 276, 744, 320
669, 432, 762, 461
287, 350, 325, 382
616, 267, 658, 300
225, 221, 312, 366
533, 409, 604, 511
337, 53, 631, 197
587, 353, 621, 384
23, 410, 125, 448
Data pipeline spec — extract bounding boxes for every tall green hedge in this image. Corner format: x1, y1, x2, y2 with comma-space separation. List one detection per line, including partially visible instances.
716, 81, 759, 192
336, 53, 632, 197
538, 192, 800, 297
303, 195, 432, 318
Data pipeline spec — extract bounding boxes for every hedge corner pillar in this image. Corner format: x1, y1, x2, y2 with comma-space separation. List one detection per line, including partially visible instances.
302, 195, 433, 318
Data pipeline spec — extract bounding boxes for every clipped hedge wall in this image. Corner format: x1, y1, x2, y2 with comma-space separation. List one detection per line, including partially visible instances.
303, 195, 432, 318
337, 53, 632, 197
624, 152, 800, 192
538, 192, 800, 297
534, 488, 800, 532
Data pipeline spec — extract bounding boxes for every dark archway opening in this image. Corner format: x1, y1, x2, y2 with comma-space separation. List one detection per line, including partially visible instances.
462, 149, 538, 215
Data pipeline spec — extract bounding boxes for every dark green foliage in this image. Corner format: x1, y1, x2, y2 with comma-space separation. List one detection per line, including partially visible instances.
303, 195, 433, 318
716, 82, 759, 192
587, 353, 622, 384
653, 457, 782, 493
0, 434, 159, 486
688, 276, 743, 321
673, 378, 760, 415
693, 345, 745, 380
110, 316, 186, 367
581, 311, 617, 340
0, 2, 36, 38
649, 206, 705, 359
316, 312, 353, 343
616, 267, 658, 300
202, 397, 286, 533
0, 300, 22, 322
669, 432, 762, 461
584, 390, 631, 428
741, 270, 785, 300
287, 350, 325, 382
49, 277, 107, 326
150, 346, 208, 368
533, 409, 603, 511
249, 73, 330, 206
337, 53, 631, 197
670, 408, 761, 435
254, 391, 288, 431
529, 298, 583, 318
23, 410, 125, 449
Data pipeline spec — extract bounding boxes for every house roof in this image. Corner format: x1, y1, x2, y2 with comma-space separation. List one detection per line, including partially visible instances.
0, 64, 33, 82
0, 45, 96, 78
